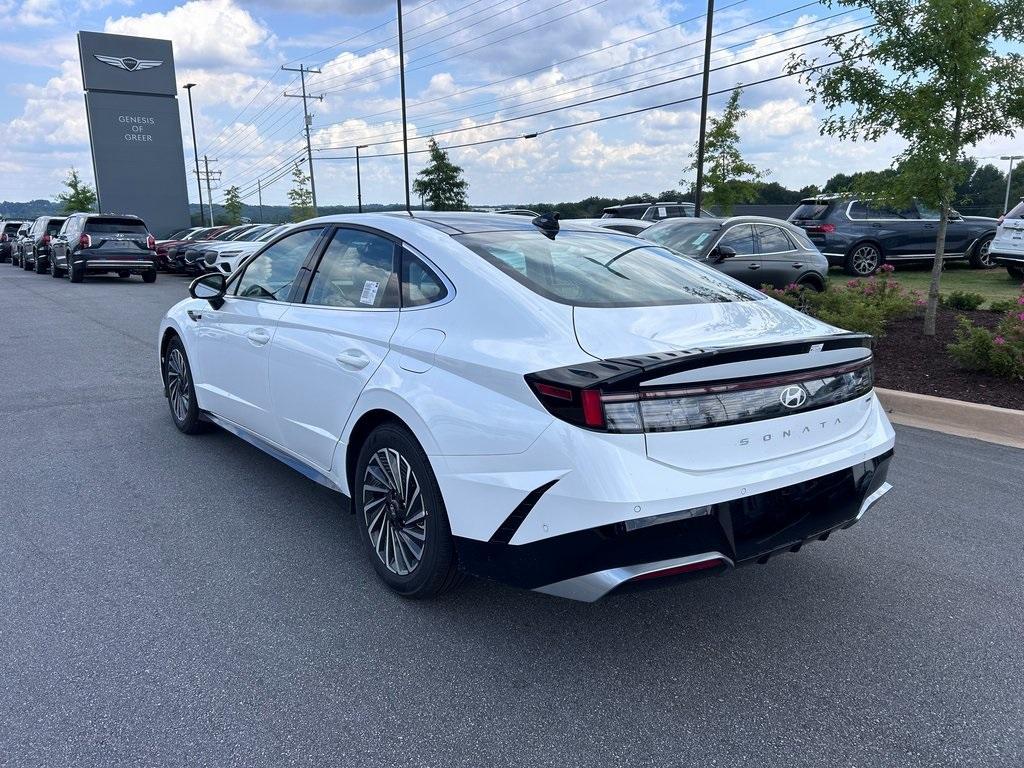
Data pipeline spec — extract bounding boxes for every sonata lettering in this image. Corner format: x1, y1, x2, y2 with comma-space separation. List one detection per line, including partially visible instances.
738, 418, 842, 446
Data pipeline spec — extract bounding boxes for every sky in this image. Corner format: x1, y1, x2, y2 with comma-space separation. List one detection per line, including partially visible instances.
0, 0, 1021, 209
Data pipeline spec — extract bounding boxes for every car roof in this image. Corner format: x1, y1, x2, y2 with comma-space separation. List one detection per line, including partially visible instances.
374, 210, 611, 235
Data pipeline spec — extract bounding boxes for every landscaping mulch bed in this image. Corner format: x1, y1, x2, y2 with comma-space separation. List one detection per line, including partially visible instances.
873, 309, 1024, 411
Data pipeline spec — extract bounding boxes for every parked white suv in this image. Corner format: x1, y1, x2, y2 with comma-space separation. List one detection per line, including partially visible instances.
198, 223, 288, 275
993, 200, 1024, 280
158, 212, 894, 601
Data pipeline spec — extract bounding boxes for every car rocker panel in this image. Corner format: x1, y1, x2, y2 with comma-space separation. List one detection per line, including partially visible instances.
159, 212, 895, 601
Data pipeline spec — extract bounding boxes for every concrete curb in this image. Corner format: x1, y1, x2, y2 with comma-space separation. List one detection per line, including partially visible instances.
875, 387, 1024, 450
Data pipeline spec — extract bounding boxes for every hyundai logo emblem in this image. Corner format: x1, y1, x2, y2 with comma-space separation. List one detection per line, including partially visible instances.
779, 385, 808, 409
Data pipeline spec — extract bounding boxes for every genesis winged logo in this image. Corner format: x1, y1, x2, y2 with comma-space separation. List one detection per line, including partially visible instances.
94, 54, 163, 72
779, 385, 808, 410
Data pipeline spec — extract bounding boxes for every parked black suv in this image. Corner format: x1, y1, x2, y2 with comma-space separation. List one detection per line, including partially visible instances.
20, 216, 67, 273
1, 220, 23, 262
788, 197, 999, 275
601, 201, 713, 221
50, 214, 157, 283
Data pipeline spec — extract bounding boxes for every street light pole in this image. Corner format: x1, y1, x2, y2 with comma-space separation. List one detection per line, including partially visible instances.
356, 144, 367, 213
692, 0, 715, 218
183, 83, 203, 225
1001, 155, 1023, 215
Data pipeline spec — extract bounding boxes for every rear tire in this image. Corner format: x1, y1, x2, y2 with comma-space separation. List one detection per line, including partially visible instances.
844, 243, 882, 276
49, 258, 63, 278
34, 256, 46, 274
69, 263, 84, 283
1008, 265, 1024, 281
22, 253, 33, 271
118, 270, 130, 278
142, 270, 157, 283
163, 337, 207, 435
969, 236, 996, 269
354, 423, 462, 599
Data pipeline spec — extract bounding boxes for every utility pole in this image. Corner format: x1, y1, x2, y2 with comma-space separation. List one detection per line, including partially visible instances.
1001, 155, 1023, 215
183, 83, 203, 225
282, 64, 323, 216
199, 156, 220, 226
692, 0, 715, 218
356, 144, 367, 213
397, 0, 412, 215
257, 178, 264, 223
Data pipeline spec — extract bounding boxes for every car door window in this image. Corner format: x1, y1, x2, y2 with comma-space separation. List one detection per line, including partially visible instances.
305, 228, 398, 309
718, 224, 757, 255
234, 227, 324, 301
402, 251, 448, 307
755, 225, 795, 254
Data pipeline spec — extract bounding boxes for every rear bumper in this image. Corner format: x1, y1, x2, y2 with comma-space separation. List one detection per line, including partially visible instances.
456, 450, 893, 600
77, 258, 156, 272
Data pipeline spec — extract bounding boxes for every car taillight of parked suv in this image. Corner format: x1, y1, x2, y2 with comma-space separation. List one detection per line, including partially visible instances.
50, 213, 158, 283
789, 197, 999, 276
992, 199, 1024, 281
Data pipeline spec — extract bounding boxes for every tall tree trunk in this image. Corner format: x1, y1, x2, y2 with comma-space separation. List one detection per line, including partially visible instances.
923, 204, 949, 337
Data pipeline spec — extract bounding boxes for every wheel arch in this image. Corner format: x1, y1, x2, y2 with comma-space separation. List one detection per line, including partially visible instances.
796, 271, 826, 292
846, 237, 885, 258
159, 326, 183, 393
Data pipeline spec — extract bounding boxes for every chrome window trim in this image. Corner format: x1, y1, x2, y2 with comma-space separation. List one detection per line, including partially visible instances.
754, 223, 799, 256
716, 223, 758, 257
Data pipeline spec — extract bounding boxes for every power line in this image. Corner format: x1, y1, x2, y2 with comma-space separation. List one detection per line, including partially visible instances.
314, 26, 874, 151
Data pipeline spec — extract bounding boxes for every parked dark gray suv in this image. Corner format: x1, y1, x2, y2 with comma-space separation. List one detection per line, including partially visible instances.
50, 213, 157, 283
20, 216, 67, 273
789, 197, 998, 276
1, 220, 23, 262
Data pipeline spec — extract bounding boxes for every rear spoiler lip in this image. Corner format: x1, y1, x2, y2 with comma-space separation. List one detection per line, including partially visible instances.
528, 333, 873, 394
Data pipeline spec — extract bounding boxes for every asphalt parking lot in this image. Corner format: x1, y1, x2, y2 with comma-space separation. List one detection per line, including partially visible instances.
1, 267, 1022, 767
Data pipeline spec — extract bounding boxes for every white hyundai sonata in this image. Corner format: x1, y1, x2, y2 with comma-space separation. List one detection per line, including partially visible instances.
158, 212, 894, 601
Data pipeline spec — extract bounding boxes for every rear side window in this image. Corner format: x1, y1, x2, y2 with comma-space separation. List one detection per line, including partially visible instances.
84, 218, 148, 234
755, 225, 795, 253
1006, 201, 1024, 219
848, 201, 916, 220
790, 202, 833, 220
455, 230, 761, 307
305, 228, 398, 309
402, 253, 447, 307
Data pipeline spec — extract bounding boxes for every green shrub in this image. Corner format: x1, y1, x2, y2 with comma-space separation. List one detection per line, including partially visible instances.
760, 269, 918, 337
948, 292, 1024, 379
988, 299, 1017, 313
940, 290, 986, 311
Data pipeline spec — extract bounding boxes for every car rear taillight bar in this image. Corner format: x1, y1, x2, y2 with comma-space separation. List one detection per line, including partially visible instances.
526, 335, 874, 433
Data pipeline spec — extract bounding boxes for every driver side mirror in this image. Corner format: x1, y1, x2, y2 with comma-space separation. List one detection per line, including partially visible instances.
712, 245, 737, 264
189, 272, 227, 309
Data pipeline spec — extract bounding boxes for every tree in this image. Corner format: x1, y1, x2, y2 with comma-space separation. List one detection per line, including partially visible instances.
288, 164, 314, 222
223, 185, 243, 224
412, 138, 469, 211
56, 168, 97, 214
790, 0, 1024, 336
682, 87, 766, 215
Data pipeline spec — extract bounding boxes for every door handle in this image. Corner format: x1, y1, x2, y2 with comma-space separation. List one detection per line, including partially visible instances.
747, 263, 761, 270
336, 350, 370, 370
791, 262, 804, 269
246, 328, 271, 346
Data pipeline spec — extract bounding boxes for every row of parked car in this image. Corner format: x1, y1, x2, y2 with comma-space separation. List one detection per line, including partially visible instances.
155, 222, 288, 275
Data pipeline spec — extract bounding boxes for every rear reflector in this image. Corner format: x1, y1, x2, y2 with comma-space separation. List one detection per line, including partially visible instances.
630, 558, 725, 581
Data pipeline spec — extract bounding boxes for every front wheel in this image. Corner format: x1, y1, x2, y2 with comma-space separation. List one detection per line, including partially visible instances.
969, 236, 996, 269
354, 424, 461, 599
22, 253, 33, 271
34, 255, 47, 274
844, 243, 882, 276
163, 338, 207, 434
50, 258, 64, 279
142, 270, 157, 283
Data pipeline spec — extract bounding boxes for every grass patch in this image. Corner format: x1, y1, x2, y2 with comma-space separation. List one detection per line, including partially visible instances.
828, 263, 1022, 309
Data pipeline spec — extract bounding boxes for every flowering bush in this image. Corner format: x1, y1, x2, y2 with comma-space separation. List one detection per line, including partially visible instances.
761, 268, 919, 337
948, 288, 1024, 379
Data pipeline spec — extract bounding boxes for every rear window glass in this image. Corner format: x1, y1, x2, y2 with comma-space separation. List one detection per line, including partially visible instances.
790, 202, 833, 220
4, 223, 20, 235
85, 218, 148, 234
455, 230, 761, 308
46, 219, 66, 235
603, 208, 645, 220
1006, 201, 1024, 220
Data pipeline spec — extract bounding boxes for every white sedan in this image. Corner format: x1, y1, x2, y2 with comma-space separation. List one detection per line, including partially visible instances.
158, 212, 895, 601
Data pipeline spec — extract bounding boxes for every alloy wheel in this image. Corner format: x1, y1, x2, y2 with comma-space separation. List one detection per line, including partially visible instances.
362, 448, 427, 576
978, 238, 995, 267
166, 348, 191, 424
851, 245, 880, 275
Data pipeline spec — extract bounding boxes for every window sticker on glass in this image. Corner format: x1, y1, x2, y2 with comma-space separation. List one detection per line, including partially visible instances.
693, 233, 710, 246
360, 280, 380, 305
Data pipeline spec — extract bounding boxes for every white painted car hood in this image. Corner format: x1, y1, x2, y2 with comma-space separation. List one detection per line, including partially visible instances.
573, 298, 841, 359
